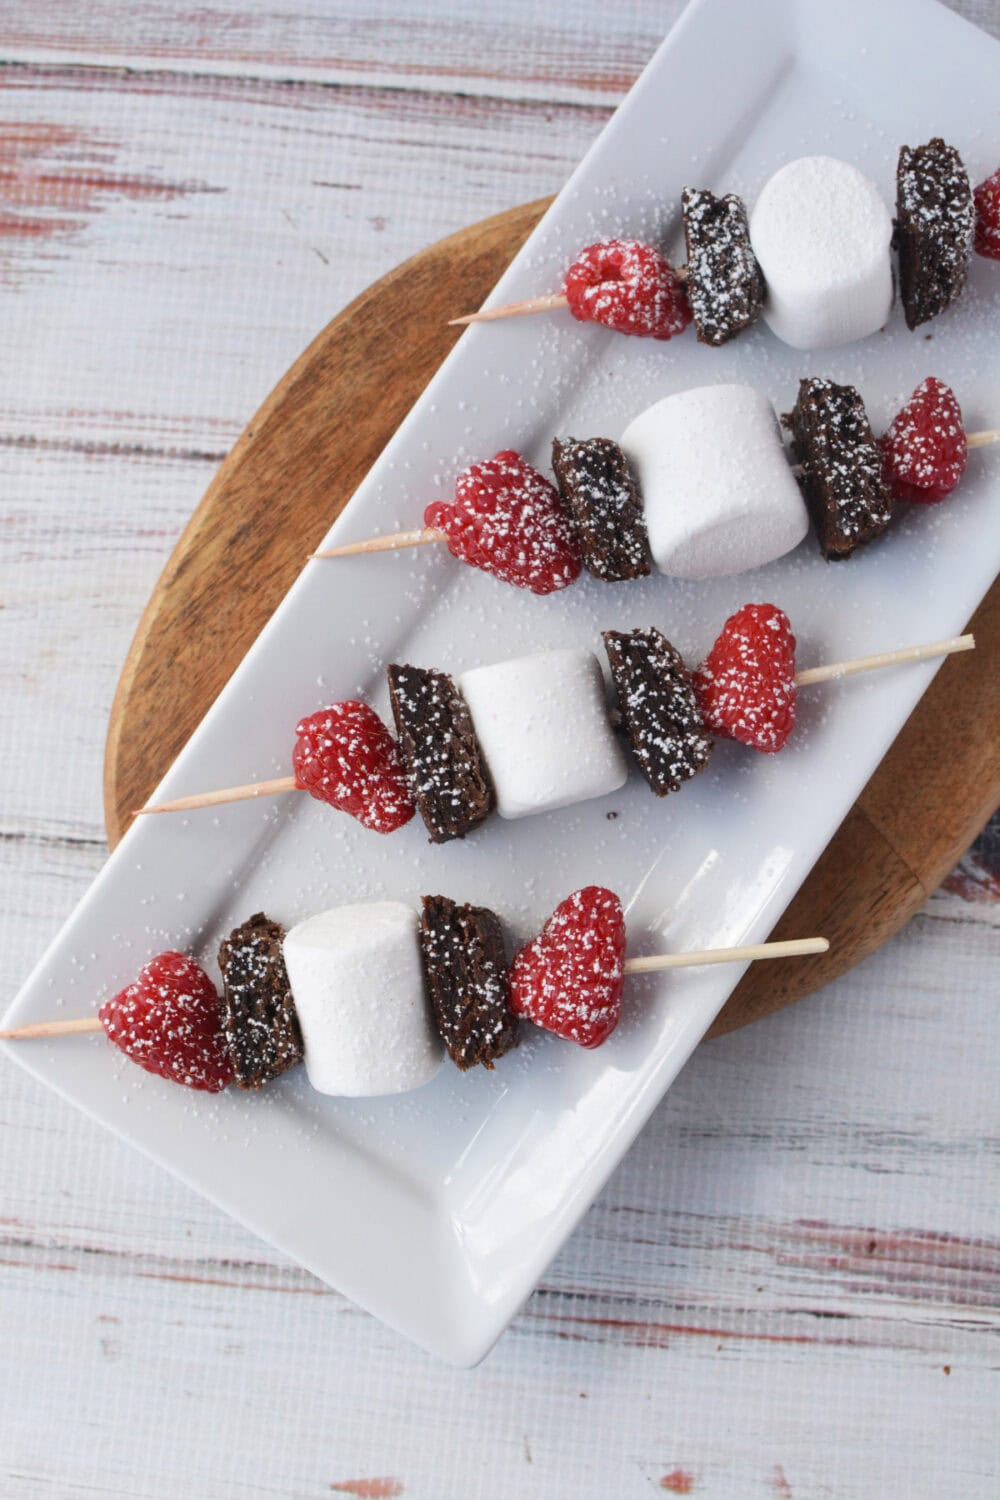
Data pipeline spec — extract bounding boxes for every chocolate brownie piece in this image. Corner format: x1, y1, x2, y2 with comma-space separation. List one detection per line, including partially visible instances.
419, 894, 518, 1070
217, 912, 302, 1089
784, 377, 893, 560
387, 662, 494, 842
603, 627, 712, 795
551, 436, 651, 581
682, 187, 765, 346
895, 138, 973, 329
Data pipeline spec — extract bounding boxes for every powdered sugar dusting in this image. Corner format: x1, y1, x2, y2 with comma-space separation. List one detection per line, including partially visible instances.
879, 376, 967, 504
896, 138, 974, 329
425, 449, 580, 595
563, 238, 691, 340
293, 701, 415, 833
509, 886, 626, 1049
682, 187, 764, 346
693, 604, 797, 755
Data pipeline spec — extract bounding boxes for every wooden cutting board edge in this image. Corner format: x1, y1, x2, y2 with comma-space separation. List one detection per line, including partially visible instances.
103, 197, 1000, 1040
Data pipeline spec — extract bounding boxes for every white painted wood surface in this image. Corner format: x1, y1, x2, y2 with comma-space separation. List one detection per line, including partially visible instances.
1, 3, 998, 1495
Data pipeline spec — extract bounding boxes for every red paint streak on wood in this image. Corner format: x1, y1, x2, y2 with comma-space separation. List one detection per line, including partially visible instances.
0, 1256, 76, 1272
533, 1310, 859, 1351
329, 1481, 404, 1498
942, 850, 1000, 902
137, 1268, 330, 1295
660, 1469, 697, 1493
0, 119, 217, 270
0, 16, 647, 99
771, 1464, 793, 1499
779, 1218, 1000, 1278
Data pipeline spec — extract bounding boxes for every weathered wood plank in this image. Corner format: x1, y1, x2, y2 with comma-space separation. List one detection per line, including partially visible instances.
0, 64, 609, 457
0, 2, 681, 104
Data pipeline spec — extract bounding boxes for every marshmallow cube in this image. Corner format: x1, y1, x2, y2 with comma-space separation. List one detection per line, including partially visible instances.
620, 383, 809, 580
282, 902, 443, 1097
749, 155, 893, 349
459, 648, 627, 820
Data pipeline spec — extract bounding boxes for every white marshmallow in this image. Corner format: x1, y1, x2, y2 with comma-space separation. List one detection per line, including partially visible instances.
749, 155, 893, 349
282, 902, 443, 1097
620, 383, 808, 580
459, 648, 627, 820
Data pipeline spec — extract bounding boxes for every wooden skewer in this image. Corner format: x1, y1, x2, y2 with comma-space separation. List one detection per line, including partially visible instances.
313, 527, 444, 560
623, 935, 828, 974
448, 291, 570, 327
793, 632, 974, 686
132, 633, 974, 819
0, 935, 830, 1041
0, 1015, 104, 1040
447, 266, 690, 328
138, 774, 296, 817
313, 431, 1000, 561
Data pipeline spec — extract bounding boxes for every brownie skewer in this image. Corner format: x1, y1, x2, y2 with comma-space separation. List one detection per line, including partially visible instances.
419, 895, 518, 1070
387, 662, 495, 843
2, 892, 831, 1090
314, 385, 996, 580
217, 911, 303, 1088
681, 187, 764, 346
135, 623, 976, 824
603, 626, 712, 795
784, 377, 893, 561
551, 436, 651, 582
895, 137, 974, 330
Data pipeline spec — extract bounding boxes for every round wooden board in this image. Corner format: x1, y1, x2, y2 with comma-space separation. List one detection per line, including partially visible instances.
105, 198, 1000, 1039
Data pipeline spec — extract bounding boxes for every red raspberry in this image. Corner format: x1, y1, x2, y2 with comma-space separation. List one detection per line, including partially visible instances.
563, 239, 692, 340
509, 887, 626, 1048
99, 952, 234, 1093
878, 377, 967, 505
693, 604, 797, 755
293, 701, 414, 834
973, 166, 1000, 260
425, 450, 581, 595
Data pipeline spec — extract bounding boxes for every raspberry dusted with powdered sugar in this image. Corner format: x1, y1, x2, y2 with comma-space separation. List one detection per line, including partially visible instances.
99, 952, 235, 1093
293, 701, 415, 833
563, 239, 692, 340
879, 377, 967, 504
425, 450, 581, 594
973, 166, 1000, 261
693, 604, 797, 755
509, 886, 626, 1048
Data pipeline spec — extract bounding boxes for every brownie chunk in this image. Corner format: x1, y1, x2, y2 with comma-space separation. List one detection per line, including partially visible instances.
682, 187, 765, 345
784, 377, 893, 560
603, 627, 712, 795
217, 912, 303, 1089
551, 436, 651, 582
895, 138, 973, 329
419, 894, 518, 1070
387, 662, 494, 842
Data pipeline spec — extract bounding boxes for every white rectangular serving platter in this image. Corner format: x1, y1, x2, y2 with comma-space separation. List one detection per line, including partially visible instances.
4, 0, 999, 1366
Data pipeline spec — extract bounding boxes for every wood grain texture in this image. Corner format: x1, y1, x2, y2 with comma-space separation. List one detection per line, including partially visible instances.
102, 199, 1000, 1040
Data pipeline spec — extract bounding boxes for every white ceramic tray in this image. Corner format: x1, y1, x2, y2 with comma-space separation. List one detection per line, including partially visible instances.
4, 0, 999, 1365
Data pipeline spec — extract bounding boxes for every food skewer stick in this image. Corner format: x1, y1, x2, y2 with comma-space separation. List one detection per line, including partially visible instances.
0, 934, 830, 1042
2, 1016, 105, 1039
449, 291, 572, 327
793, 632, 974, 685
447, 263, 691, 329
318, 526, 445, 559
132, 633, 974, 819
313, 429, 1000, 561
